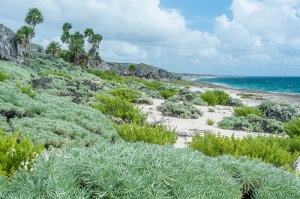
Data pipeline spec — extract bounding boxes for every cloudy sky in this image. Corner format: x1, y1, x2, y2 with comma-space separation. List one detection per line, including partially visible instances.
1, 0, 300, 76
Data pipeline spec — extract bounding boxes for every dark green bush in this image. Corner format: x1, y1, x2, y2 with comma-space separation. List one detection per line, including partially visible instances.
107, 87, 141, 102
188, 132, 299, 167
114, 122, 177, 145
233, 106, 262, 117
0, 71, 7, 82
284, 118, 300, 138
200, 90, 229, 106
159, 89, 176, 99
0, 128, 43, 178
92, 94, 147, 124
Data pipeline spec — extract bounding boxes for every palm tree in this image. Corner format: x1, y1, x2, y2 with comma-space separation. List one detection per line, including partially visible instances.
45, 41, 61, 58
15, 26, 34, 62
61, 31, 71, 44
25, 8, 43, 56
62, 22, 72, 32
84, 28, 94, 51
90, 34, 103, 50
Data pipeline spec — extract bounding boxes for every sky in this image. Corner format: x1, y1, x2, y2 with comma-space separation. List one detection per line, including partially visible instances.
1, 0, 300, 76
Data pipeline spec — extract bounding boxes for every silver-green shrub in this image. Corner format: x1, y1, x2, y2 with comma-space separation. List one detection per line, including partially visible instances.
157, 101, 203, 119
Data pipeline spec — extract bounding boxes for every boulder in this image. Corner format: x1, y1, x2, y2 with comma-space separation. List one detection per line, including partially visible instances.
0, 24, 18, 60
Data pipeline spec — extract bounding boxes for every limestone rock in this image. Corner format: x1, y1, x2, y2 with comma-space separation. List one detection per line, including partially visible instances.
0, 24, 18, 60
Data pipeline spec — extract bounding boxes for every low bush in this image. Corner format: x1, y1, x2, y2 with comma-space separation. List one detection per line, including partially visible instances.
188, 132, 299, 167
217, 115, 284, 133
226, 97, 244, 107
191, 97, 208, 106
258, 100, 299, 122
114, 122, 177, 145
157, 101, 203, 119
132, 78, 162, 90
233, 106, 262, 117
0, 71, 7, 82
0, 128, 43, 178
284, 118, 300, 138
208, 108, 215, 112
15, 82, 36, 98
134, 93, 153, 105
200, 90, 229, 106
107, 87, 141, 102
159, 89, 177, 99
92, 93, 147, 124
44, 70, 72, 80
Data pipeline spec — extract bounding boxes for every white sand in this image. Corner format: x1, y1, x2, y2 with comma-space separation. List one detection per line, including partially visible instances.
139, 86, 299, 148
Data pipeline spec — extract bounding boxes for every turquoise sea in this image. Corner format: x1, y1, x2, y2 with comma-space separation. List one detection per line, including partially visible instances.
196, 76, 300, 95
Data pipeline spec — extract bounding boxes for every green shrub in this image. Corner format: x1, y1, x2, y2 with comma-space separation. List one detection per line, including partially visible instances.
134, 93, 153, 105
206, 118, 215, 125
107, 87, 141, 102
200, 90, 229, 106
0, 128, 43, 178
15, 82, 36, 98
92, 93, 147, 124
233, 106, 262, 117
132, 78, 162, 90
44, 70, 72, 79
0, 71, 7, 82
188, 132, 299, 167
114, 122, 177, 145
191, 97, 208, 106
157, 101, 203, 119
208, 108, 215, 112
284, 118, 300, 138
258, 100, 299, 122
159, 89, 176, 99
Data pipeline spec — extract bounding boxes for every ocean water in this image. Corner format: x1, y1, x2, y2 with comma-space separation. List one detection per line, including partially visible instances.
196, 76, 300, 94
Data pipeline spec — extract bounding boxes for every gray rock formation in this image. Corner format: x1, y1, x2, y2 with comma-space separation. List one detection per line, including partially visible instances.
89, 61, 181, 80
0, 24, 18, 60
0, 24, 44, 62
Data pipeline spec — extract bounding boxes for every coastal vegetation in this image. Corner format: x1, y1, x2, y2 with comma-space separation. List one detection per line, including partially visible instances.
0, 8, 300, 198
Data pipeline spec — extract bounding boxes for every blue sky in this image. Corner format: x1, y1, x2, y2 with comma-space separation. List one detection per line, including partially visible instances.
0, 0, 300, 76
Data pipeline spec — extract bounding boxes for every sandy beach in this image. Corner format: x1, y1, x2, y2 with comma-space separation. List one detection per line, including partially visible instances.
139, 82, 300, 148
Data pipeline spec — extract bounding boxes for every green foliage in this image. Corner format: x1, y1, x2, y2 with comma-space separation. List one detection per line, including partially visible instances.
200, 89, 229, 106
206, 118, 215, 125
92, 93, 147, 124
15, 82, 36, 98
114, 122, 178, 145
44, 70, 72, 79
45, 41, 61, 58
107, 87, 140, 102
86, 69, 124, 83
217, 115, 284, 133
258, 100, 299, 122
129, 78, 162, 90
191, 97, 208, 106
128, 64, 137, 76
208, 108, 215, 112
134, 93, 153, 105
159, 89, 176, 99
233, 106, 262, 117
0, 71, 7, 82
0, 128, 43, 178
188, 132, 299, 167
157, 101, 203, 119
284, 118, 300, 138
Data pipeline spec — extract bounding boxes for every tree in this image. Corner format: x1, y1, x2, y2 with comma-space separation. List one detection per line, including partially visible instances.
90, 33, 103, 50
45, 41, 61, 58
69, 31, 85, 66
84, 28, 94, 51
61, 23, 72, 45
15, 26, 34, 62
62, 22, 72, 32
25, 8, 43, 56
128, 64, 137, 77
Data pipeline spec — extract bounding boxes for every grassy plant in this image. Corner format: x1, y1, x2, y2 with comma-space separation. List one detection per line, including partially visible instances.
159, 89, 178, 99
0, 71, 7, 82
239, 93, 255, 99
208, 108, 215, 112
114, 122, 178, 145
15, 82, 36, 98
86, 69, 124, 83
284, 118, 300, 138
233, 106, 262, 117
131, 78, 162, 90
107, 87, 141, 102
206, 118, 215, 125
200, 89, 229, 106
92, 93, 147, 124
0, 128, 43, 178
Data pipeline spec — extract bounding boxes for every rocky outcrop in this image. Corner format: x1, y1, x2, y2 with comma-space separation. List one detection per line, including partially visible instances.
89, 61, 181, 80
0, 24, 44, 62
0, 24, 18, 60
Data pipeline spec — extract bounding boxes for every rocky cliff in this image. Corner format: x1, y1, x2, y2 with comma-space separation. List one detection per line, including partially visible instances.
0, 24, 44, 61
89, 61, 181, 80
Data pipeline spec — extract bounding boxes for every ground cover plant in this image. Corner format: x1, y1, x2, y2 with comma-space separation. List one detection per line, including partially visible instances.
284, 118, 300, 138
233, 106, 262, 117
157, 101, 203, 119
